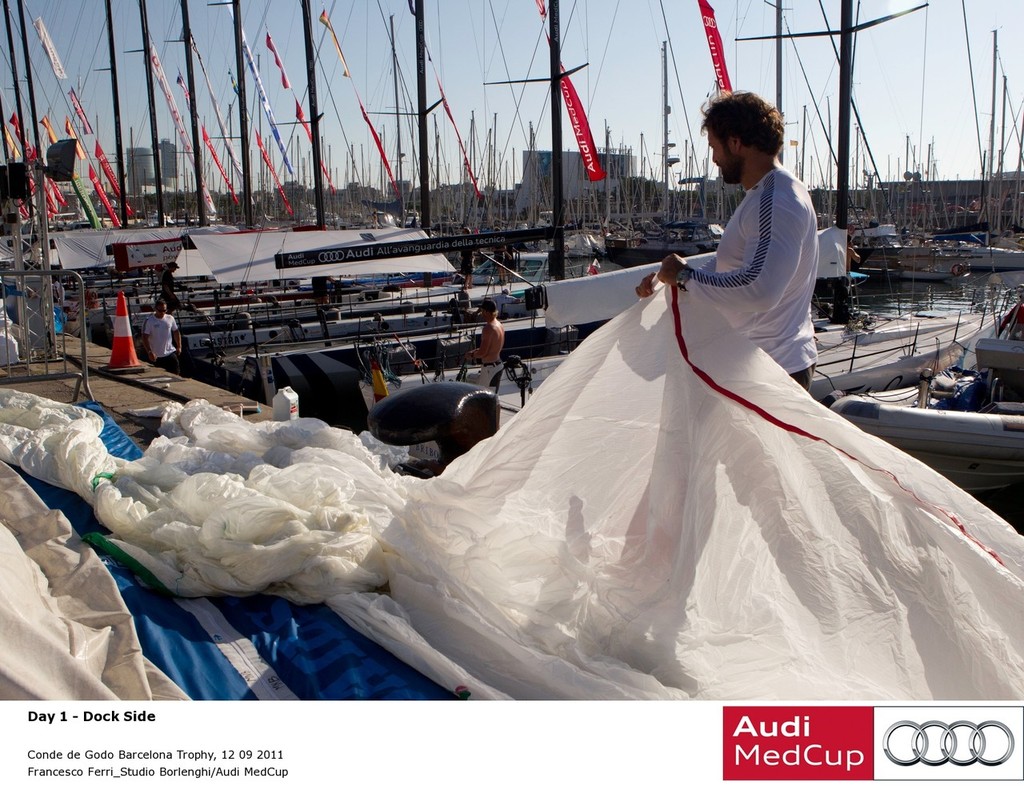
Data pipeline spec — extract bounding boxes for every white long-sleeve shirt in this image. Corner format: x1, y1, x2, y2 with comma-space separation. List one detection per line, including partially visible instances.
687, 166, 818, 374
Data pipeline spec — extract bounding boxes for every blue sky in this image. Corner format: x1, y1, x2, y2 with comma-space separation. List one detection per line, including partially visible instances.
4, 0, 1023, 200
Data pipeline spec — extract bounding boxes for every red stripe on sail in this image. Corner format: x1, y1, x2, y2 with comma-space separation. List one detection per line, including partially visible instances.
697, 0, 733, 92
667, 285, 1004, 566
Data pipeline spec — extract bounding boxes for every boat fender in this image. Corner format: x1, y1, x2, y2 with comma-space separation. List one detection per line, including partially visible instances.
950, 262, 968, 277
818, 390, 846, 409
367, 382, 499, 469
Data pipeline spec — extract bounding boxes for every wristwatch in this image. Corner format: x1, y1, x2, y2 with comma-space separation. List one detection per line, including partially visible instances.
675, 264, 692, 289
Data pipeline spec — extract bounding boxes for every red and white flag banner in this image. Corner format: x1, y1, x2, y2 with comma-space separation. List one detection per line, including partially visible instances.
202, 126, 238, 206
560, 75, 605, 182
534, 7, 606, 182
87, 165, 121, 228
697, 0, 733, 92
266, 33, 291, 89
255, 130, 293, 216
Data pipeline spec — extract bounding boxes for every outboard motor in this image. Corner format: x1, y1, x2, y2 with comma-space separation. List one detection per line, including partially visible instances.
367, 382, 499, 477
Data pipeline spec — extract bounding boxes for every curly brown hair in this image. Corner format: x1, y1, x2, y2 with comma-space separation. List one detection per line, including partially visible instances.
701, 91, 784, 156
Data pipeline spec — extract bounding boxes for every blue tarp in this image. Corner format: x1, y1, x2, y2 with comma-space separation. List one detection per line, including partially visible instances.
16, 401, 453, 701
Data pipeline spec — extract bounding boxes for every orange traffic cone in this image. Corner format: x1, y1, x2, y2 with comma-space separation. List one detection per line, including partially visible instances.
104, 291, 144, 372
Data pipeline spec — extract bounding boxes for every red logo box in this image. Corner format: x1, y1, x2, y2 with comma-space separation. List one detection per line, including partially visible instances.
723, 706, 874, 780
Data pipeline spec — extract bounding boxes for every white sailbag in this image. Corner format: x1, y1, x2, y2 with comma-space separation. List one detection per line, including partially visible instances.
3, 287, 1024, 700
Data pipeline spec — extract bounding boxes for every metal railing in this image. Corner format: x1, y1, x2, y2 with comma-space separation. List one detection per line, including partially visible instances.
0, 268, 93, 400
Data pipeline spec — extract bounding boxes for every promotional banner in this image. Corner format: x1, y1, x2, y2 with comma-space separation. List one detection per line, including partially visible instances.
193, 41, 243, 178
33, 16, 66, 80
255, 130, 293, 216
698, 0, 733, 92
532, 3, 605, 181
149, 43, 217, 216
87, 165, 121, 228
202, 126, 238, 205
111, 238, 184, 272
68, 88, 93, 135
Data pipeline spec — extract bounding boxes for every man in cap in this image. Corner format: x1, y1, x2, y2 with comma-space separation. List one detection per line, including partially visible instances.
160, 261, 182, 314
466, 298, 505, 387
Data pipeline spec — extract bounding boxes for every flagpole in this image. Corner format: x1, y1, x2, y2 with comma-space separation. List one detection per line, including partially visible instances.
180, 0, 207, 225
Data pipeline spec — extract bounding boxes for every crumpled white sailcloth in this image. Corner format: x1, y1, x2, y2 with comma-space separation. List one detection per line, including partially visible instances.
3, 288, 1024, 700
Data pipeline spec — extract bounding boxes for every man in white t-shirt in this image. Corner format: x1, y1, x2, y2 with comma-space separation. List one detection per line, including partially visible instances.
636, 90, 818, 390
142, 299, 182, 375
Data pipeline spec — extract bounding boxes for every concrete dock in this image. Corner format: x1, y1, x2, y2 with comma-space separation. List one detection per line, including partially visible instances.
1, 339, 271, 450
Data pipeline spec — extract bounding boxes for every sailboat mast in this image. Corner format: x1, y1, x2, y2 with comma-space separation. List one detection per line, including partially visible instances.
300, 0, 325, 228
662, 41, 669, 221
180, 0, 206, 225
104, 0, 129, 226
231, 0, 253, 227
390, 15, 404, 217
14, 0, 41, 163
415, 0, 430, 229
2, 0, 28, 214
549, 0, 565, 280
835, 0, 853, 230
138, 0, 165, 226
775, 0, 783, 164
985, 30, 997, 229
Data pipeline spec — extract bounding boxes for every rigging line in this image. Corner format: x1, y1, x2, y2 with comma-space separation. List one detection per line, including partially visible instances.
658, 0, 700, 178
960, 0, 985, 178
487, 0, 546, 183
589, 0, 622, 121
916, 3, 928, 177
372, 0, 420, 187
810, 0, 898, 227
313, 10, 364, 194
19, 0, 90, 137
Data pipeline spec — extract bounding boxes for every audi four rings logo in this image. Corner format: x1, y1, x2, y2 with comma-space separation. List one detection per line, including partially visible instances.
883, 720, 1014, 767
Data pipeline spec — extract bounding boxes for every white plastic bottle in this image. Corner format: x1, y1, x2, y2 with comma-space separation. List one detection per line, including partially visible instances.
272, 386, 299, 421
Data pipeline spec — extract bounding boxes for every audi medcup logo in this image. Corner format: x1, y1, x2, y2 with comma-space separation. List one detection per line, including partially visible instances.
723, 706, 874, 780
874, 707, 1023, 781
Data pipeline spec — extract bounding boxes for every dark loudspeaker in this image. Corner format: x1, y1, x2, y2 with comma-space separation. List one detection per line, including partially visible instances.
0, 163, 30, 200
524, 285, 547, 311
46, 139, 79, 181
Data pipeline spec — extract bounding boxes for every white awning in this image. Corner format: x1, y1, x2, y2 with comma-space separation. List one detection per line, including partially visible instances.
50, 226, 230, 278
187, 227, 454, 284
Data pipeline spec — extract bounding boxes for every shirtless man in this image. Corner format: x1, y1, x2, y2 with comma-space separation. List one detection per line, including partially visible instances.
466, 299, 505, 387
